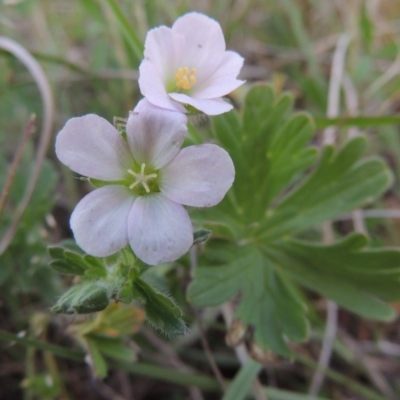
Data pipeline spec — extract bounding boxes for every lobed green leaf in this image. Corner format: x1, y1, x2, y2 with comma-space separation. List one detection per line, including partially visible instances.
188, 241, 309, 356
259, 137, 392, 241
190, 84, 398, 356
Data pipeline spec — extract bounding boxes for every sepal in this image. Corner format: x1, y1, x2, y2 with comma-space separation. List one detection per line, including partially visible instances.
193, 229, 211, 245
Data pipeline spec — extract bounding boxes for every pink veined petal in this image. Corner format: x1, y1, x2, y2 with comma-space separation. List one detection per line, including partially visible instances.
128, 194, 193, 265
139, 60, 186, 113
70, 185, 135, 257
172, 12, 225, 81
193, 51, 245, 99
127, 99, 188, 169
168, 93, 233, 115
56, 114, 133, 181
160, 144, 235, 207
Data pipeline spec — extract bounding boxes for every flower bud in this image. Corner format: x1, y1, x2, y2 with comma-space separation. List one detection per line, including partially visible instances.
72, 283, 109, 314
52, 282, 109, 314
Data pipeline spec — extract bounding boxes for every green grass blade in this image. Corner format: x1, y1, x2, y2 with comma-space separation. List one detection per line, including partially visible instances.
265, 387, 331, 400
0, 329, 219, 390
222, 359, 262, 400
111, 359, 220, 390
0, 329, 83, 361
103, 0, 144, 63
279, 0, 325, 88
295, 354, 388, 400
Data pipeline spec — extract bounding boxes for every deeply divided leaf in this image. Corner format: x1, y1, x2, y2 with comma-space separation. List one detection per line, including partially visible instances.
189, 84, 397, 357
259, 137, 392, 241
188, 241, 309, 357
265, 234, 400, 321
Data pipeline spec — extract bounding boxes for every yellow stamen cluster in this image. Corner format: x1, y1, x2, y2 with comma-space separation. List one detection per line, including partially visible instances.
127, 163, 157, 193
175, 67, 197, 90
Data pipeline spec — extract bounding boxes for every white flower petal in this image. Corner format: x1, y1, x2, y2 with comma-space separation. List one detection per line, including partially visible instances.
56, 114, 133, 181
142, 26, 183, 80
128, 194, 193, 265
139, 60, 186, 113
194, 51, 245, 99
169, 93, 233, 115
71, 185, 135, 257
138, 12, 245, 116
172, 12, 225, 81
160, 144, 235, 207
127, 99, 188, 169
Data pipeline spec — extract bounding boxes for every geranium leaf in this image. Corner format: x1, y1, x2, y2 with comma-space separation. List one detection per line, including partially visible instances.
258, 137, 392, 241
210, 85, 318, 223
265, 234, 400, 321
260, 113, 318, 207
133, 278, 186, 338
188, 241, 309, 357
189, 84, 398, 357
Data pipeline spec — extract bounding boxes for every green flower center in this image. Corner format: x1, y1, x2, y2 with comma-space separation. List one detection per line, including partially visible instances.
127, 163, 159, 195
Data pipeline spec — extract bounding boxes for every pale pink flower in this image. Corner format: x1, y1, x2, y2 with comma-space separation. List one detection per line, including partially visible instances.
139, 12, 244, 116
55, 100, 235, 265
